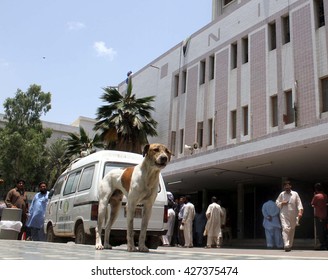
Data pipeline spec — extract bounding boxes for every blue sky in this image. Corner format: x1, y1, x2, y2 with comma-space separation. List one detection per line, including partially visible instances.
0, 0, 212, 124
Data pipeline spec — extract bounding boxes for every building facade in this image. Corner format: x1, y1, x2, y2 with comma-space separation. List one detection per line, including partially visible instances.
118, 0, 328, 241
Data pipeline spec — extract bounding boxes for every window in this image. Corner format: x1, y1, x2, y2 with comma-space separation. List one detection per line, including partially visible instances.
271, 95, 278, 127
208, 118, 213, 146
223, 0, 234, 6
171, 131, 176, 155
282, 15, 290, 44
197, 122, 203, 148
78, 165, 95, 192
200, 60, 206, 85
231, 110, 237, 139
182, 70, 187, 93
53, 176, 65, 196
268, 21, 277, 51
321, 77, 328, 113
103, 162, 135, 178
284, 90, 294, 124
174, 74, 179, 97
231, 42, 237, 69
179, 129, 184, 154
242, 106, 249, 136
314, 0, 325, 28
63, 171, 81, 196
242, 37, 249, 64
209, 55, 215, 80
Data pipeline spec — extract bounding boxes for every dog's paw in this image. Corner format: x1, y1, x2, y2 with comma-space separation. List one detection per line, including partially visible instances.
95, 244, 104, 250
127, 245, 138, 252
138, 245, 149, 253
104, 243, 112, 249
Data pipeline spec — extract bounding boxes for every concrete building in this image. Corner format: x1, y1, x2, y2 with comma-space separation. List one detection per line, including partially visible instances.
0, 113, 97, 144
118, 0, 328, 241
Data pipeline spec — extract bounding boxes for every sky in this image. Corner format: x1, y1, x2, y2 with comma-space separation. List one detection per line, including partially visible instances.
0, 0, 212, 125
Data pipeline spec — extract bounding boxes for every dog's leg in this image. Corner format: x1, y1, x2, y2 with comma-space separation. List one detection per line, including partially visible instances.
103, 195, 122, 249
126, 201, 138, 252
138, 202, 153, 252
95, 196, 108, 250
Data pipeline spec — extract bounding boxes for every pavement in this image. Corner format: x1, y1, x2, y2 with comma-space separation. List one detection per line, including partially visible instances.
0, 239, 327, 260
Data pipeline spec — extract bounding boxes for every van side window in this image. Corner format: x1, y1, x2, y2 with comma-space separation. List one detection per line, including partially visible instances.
103, 162, 135, 178
78, 165, 95, 192
53, 176, 65, 196
63, 171, 81, 196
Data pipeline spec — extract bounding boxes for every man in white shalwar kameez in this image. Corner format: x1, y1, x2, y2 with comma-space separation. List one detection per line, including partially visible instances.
205, 196, 223, 248
262, 199, 283, 249
181, 195, 195, 248
276, 181, 303, 252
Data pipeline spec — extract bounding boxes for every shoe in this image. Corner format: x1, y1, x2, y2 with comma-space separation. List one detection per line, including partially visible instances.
284, 248, 291, 252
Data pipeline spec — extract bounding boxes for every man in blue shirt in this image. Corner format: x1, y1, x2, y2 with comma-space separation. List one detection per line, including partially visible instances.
26, 181, 49, 241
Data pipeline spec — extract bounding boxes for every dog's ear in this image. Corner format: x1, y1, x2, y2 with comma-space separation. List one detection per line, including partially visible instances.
142, 144, 150, 157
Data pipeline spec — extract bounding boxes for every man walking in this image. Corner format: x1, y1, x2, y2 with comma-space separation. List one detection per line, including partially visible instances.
276, 181, 303, 252
204, 196, 223, 248
262, 198, 283, 249
181, 195, 195, 248
311, 183, 327, 250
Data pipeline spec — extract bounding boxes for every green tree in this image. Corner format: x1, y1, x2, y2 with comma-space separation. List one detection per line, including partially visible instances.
0, 84, 52, 189
46, 139, 69, 188
65, 126, 103, 160
94, 77, 157, 153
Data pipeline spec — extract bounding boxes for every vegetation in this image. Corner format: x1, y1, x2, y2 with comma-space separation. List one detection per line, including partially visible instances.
95, 76, 157, 154
0, 84, 52, 190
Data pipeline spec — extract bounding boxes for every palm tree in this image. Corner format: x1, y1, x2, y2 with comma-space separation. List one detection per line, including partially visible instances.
65, 126, 103, 159
46, 139, 69, 187
94, 76, 157, 154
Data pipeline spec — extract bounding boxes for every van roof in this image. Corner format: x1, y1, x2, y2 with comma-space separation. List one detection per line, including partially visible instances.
67, 150, 143, 171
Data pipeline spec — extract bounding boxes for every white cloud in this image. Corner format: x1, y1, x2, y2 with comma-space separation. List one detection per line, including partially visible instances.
93, 41, 117, 60
67, 21, 86, 31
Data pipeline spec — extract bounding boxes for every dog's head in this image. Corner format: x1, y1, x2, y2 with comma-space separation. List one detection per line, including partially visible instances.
142, 143, 172, 169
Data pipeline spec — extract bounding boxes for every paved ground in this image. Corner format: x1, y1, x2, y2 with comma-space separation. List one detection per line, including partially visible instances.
1, 239, 327, 260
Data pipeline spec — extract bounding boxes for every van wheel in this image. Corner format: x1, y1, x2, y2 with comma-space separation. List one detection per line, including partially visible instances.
75, 223, 86, 244
46, 225, 56, 242
75, 223, 92, 244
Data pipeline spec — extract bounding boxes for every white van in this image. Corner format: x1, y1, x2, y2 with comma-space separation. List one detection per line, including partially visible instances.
44, 150, 168, 249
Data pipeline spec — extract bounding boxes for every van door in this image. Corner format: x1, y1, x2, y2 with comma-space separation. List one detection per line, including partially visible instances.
47, 176, 66, 236
57, 170, 81, 235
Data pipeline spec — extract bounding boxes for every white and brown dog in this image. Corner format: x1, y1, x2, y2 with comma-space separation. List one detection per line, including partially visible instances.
95, 143, 172, 252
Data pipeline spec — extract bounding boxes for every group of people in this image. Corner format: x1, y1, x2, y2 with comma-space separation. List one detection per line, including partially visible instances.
1, 179, 49, 241
161, 193, 231, 249
262, 180, 328, 251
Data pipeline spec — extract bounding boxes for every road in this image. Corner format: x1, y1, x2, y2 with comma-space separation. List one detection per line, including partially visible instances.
1, 239, 327, 260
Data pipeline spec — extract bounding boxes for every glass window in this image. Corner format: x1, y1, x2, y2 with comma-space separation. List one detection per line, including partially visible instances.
271, 95, 278, 127
103, 162, 135, 178
53, 176, 65, 196
282, 15, 290, 44
321, 77, 328, 113
63, 171, 81, 196
269, 21, 276, 51
78, 165, 95, 192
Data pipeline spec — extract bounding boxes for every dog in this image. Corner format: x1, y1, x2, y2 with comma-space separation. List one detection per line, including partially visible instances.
95, 143, 172, 252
